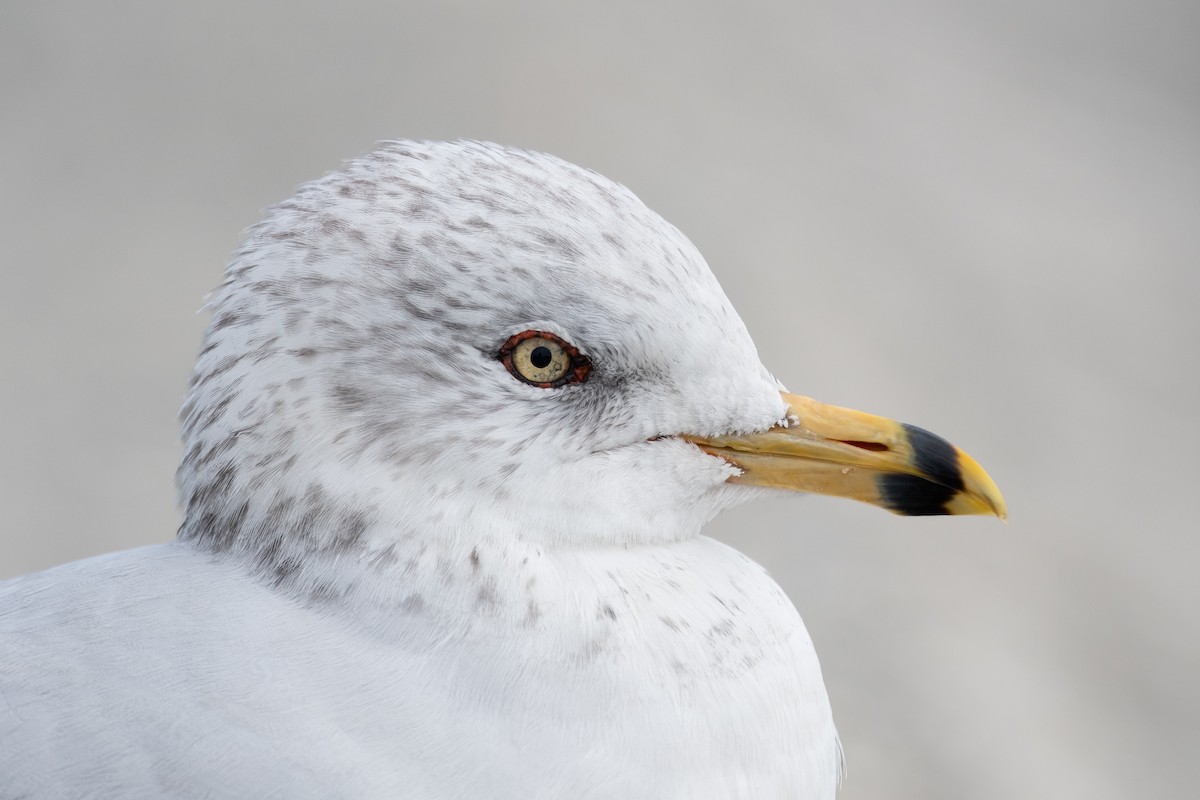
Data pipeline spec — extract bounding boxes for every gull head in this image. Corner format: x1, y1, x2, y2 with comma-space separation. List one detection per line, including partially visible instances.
177, 141, 1004, 584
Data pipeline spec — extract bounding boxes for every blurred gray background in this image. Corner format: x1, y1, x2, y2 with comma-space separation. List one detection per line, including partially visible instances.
2, 1, 1197, 797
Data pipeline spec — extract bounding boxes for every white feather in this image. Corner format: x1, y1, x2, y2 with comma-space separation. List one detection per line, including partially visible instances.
0, 141, 840, 799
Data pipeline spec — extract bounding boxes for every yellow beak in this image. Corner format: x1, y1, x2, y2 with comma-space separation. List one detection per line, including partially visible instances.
684, 393, 1006, 518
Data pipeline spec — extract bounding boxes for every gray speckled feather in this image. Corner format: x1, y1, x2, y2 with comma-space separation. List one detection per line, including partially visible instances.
1, 141, 840, 799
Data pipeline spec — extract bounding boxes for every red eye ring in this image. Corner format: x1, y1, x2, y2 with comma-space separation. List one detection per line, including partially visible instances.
498, 330, 592, 388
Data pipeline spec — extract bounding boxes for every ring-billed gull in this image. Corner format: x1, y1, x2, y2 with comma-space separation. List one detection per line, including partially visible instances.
0, 141, 1004, 799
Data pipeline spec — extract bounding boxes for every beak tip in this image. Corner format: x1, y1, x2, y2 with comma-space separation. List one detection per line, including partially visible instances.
991, 498, 1009, 522
955, 450, 1007, 522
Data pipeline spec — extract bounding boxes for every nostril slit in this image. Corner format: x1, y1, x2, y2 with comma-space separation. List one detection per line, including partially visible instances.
837, 440, 889, 452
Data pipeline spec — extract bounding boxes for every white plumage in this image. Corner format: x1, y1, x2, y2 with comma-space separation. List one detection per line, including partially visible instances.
1, 140, 861, 798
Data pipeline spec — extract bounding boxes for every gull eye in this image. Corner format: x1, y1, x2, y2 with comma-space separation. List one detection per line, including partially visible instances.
498, 330, 592, 388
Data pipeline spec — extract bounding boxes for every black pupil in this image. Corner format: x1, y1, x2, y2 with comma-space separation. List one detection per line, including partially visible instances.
530, 345, 553, 369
